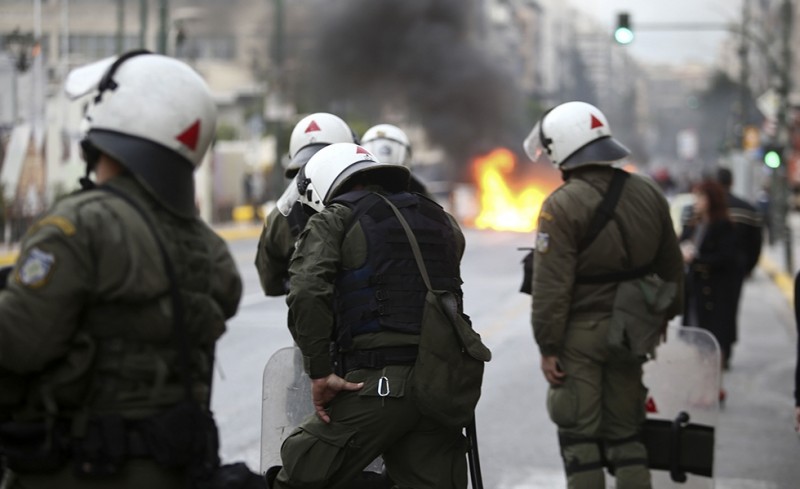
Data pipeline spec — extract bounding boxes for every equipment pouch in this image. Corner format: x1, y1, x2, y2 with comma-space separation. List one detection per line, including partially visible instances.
141, 401, 219, 470
0, 421, 69, 473
519, 249, 534, 295
195, 462, 266, 489
0, 266, 12, 289
410, 290, 491, 428
609, 275, 677, 360
71, 414, 127, 477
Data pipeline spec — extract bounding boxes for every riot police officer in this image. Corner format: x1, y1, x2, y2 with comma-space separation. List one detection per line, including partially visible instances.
255, 113, 357, 296
271, 143, 469, 489
361, 123, 429, 196
0, 52, 242, 488
523, 101, 684, 489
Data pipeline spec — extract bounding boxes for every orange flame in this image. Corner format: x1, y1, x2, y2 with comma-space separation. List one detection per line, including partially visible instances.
473, 148, 550, 232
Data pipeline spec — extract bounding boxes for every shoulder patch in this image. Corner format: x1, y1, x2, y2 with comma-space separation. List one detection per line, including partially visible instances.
16, 247, 56, 288
29, 216, 76, 236
539, 211, 554, 222
536, 232, 550, 254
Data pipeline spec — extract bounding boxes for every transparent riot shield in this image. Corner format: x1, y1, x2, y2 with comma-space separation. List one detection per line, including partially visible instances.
260, 346, 312, 473
259, 346, 384, 475
642, 325, 720, 488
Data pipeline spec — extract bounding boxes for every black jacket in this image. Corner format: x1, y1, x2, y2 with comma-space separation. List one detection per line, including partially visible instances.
681, 219, 740, 352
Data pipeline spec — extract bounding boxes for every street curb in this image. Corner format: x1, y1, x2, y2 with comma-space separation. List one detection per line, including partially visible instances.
214, 224, 263, 241
0, 224, 264, 268
0, 250, 16, 267
759, 253, 794, 306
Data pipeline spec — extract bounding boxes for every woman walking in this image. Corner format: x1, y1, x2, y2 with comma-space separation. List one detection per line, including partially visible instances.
680, 179, 739, 403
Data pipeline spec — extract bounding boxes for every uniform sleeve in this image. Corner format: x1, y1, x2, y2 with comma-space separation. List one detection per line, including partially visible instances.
446, 213, 466, 261
255, 207, 295, 296
0, 212, 93, 373
531, 195, 577, 356
286, 207, 348, 378
651, 197, 686, 319
208, 230, 243, 319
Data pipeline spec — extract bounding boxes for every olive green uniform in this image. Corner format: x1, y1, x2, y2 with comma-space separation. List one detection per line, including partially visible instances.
275, 193, 468, 489
255, 206, 300, 296
0, 175, 242, 488
531, 166, 683, 489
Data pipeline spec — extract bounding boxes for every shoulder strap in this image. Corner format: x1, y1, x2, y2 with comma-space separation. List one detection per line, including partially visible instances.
97, 185, 195, 402
577, 169, 629, 251
573, 171, 654, 284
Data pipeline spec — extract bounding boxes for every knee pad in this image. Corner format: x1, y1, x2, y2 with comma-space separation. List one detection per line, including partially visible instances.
558, 433, 604, 476
604, 436, 649, 474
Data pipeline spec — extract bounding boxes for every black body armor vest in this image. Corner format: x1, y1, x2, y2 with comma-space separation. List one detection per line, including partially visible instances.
331, 191, 460, 348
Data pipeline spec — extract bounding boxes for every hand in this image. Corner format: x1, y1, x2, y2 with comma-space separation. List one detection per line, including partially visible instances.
660, 320, 669, 343
541, 355, 566, 386
680, 241, 695, 264
310, 373, 363, 423
795, 407, 800, 433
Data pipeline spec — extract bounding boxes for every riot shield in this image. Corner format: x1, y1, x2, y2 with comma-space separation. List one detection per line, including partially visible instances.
642, 325, 720, 488
259, 347, 384, 476
260, 346, 312, 473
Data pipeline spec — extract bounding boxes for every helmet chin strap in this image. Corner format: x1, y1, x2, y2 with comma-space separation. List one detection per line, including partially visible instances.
79, 139, 100, 190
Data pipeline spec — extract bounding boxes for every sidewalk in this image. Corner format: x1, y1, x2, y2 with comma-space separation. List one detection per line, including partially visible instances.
760, 211, 800, 306
715, 233, 799, 487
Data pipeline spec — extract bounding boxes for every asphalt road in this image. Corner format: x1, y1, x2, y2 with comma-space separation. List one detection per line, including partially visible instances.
212, 228, 799, 488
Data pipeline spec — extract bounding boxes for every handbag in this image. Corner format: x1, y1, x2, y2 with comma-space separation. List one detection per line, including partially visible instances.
377, 195, 491, 428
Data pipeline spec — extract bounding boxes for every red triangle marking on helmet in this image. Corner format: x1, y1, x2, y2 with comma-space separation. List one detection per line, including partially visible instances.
356, 146, 370, 154
176, 119, 201, 151
305, 120, 321, 133
590, 114, 604, 129
645, 396, 658, 414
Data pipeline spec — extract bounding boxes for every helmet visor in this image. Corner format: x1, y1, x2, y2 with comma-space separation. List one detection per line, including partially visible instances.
284, 144, 326, 177
523, 122, 550, 164
276, 176, 301, 216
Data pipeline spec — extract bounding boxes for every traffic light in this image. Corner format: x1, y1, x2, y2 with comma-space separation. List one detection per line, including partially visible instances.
614, 13, 634, 45
763, 144, 783, 169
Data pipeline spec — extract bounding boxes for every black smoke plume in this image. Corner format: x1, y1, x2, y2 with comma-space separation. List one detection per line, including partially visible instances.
309, 0, 528, 179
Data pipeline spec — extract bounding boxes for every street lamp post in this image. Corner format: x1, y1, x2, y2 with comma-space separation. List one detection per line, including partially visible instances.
157, 0, 169, 54
266, 0, 287, 201
774, 0, 794, 273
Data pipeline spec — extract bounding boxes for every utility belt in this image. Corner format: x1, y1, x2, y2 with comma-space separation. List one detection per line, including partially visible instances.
335, 346, 419, 375
0, 402, 218, 477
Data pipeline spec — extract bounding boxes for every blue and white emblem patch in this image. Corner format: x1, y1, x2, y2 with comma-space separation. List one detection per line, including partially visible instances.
536, 232, 550, 254
17, 247, 56, 288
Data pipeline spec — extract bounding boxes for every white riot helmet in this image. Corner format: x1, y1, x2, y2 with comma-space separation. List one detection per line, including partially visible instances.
65, 50, 217, 217
285, 112, 357, 178
361, 124, 412, 166
523, 101, 630, 171
279, 143, 410, 215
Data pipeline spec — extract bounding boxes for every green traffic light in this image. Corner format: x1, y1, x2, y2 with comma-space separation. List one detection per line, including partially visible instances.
764, 150, 781, 169
614, 27, 634, 45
